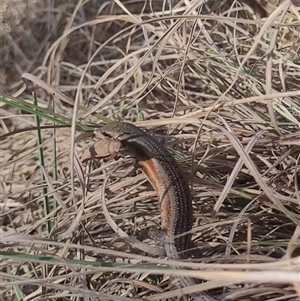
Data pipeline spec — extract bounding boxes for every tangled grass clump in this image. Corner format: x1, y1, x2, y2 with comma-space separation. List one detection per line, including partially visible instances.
1, 0, 300, 300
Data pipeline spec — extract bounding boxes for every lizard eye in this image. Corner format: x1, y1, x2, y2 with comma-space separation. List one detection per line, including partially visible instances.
101, 131, 113, 138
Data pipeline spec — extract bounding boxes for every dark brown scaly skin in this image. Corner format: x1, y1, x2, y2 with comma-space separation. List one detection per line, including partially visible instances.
101, 122, 193, 255
97, 122, 219, 301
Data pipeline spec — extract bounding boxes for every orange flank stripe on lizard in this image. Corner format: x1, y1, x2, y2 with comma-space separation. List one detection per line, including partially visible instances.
138, 158, 171, 230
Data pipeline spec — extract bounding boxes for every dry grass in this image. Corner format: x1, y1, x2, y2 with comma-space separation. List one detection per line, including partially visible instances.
1, 0, 300, 300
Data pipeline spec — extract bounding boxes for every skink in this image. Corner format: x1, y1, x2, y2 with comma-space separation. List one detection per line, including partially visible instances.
82, 122, 219, 301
